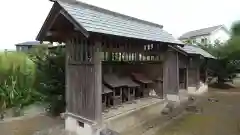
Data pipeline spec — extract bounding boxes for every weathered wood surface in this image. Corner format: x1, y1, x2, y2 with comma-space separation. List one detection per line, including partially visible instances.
188, 68, 199, 87
163, 49, 179, 95
178, 53, 188, 69
66, 37, 102, 122
101, 36, 165, 62
65, 34, 175, 122
179, 68, 187, 89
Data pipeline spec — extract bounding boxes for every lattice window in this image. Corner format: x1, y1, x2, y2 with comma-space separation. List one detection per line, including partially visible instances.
68, 37, 94, 64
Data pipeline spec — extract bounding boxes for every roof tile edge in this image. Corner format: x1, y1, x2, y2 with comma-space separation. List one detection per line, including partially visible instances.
55, 0, 164, 28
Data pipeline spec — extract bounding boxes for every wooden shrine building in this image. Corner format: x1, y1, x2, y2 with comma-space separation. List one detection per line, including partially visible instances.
36, 0, 213, 134
179, 45, 215, 92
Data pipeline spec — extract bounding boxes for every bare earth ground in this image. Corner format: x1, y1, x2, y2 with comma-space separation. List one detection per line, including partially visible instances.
153, 83, 240, 135
29, 80, 240, 135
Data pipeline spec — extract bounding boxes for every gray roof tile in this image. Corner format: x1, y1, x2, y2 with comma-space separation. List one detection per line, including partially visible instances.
58, 1, 183, 44
179, 25, 223, 39
15, 41, 41, 46
178, 45, 215, 59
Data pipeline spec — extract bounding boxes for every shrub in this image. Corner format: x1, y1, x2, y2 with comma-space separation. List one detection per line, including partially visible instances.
29, 46, 66, 116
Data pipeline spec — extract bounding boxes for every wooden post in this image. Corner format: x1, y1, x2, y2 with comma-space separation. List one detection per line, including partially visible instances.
186, 64, 189, 90
128, 88, 131, 101
94, 39, 102, 124
162, 50, 168, 98
65, 40, 70, 113
205, 59, 208, 83
176, 52, 179, 93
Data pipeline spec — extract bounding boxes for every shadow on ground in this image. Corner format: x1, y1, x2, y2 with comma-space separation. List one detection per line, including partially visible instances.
209, 83, 235, 89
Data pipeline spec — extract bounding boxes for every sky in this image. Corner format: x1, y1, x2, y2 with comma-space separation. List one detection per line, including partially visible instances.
0, 0, 240, 50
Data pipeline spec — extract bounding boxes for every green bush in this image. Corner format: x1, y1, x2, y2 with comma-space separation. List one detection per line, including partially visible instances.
29, 46, 66, 116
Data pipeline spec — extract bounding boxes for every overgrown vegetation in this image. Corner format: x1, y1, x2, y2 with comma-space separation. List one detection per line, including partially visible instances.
0, 52, 42, 118
29, 46, 66, 116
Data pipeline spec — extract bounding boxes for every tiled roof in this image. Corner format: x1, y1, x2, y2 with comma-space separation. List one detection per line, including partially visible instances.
132, 73, 154, 84
15, 41, 41, 46
179, 25, 224, 39
103, 86, 113, 94
179, 45, 215, 59
56, 1, 183, 44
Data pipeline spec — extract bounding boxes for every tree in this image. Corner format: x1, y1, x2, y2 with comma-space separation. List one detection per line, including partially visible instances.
231, 21, 240, 36
29, 46, 66, 116
183, 39, 193, 44
197, 22, 240, 83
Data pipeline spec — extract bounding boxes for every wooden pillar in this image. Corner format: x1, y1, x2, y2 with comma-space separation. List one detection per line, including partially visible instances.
205, 59, 208, 83
197, 67, 200, 88
65, 40, 70, 114
163, 47, 180, 101
94, 40, 102, 124
196, 57, 201, 88
128, 88, 131, 101
176, 52, 179, 92
162, 50, 168, 98
186, 63, 189, 89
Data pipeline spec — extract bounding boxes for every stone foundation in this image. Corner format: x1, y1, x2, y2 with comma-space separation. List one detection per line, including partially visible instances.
187, 86, 197, 93
166, 94, 180, 102
103, 99, 166, 133
188, 82, 208, 95
65, 115, 101, 135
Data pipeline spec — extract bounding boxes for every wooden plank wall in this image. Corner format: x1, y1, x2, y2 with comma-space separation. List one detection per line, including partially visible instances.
178, 53, 188, 69
188, 56, 200, 88
66, 36, 101, 122
188, 68, 198, 87
178, 53, 188, 89
163, 49, 179, 95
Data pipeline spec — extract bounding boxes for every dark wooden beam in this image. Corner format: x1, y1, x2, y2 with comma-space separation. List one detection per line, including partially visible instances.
60, 10, 90, 38
168, 45, 188, 56
36, 3, 61, 41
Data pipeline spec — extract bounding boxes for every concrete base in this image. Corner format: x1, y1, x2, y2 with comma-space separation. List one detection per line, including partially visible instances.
179, 90, 189, 103
65, 116, 100, 135
187, 86, 197, 93
188, 82, 208, 95
103, 99, 166, 133
149, 89, 157, 96
166, 94, 180, 102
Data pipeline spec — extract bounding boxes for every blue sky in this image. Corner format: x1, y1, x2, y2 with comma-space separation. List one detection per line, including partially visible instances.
0, 0, 239, 50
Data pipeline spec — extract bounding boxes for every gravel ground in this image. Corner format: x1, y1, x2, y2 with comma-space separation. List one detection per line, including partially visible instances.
154, 85, 240, 135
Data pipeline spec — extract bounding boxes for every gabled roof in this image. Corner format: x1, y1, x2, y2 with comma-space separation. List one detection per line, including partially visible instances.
15, 41, 42, 46
179, 25, 227, 40
37, 0, 183, 45
179, 45, 215, 59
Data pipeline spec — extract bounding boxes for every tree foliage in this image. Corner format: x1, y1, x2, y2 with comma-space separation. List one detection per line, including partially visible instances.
197, 22, 240, 83
231, 21, 240, 36
29, 46, 66, 116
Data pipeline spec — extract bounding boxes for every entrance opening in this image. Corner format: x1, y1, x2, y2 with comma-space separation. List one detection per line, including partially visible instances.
179, 68, 187, 89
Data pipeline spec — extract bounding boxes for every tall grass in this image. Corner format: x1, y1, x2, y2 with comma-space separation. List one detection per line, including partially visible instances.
0, 51, 42, 116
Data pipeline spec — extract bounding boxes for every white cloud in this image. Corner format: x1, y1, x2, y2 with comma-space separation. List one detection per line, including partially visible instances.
0, 0, 239, 50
